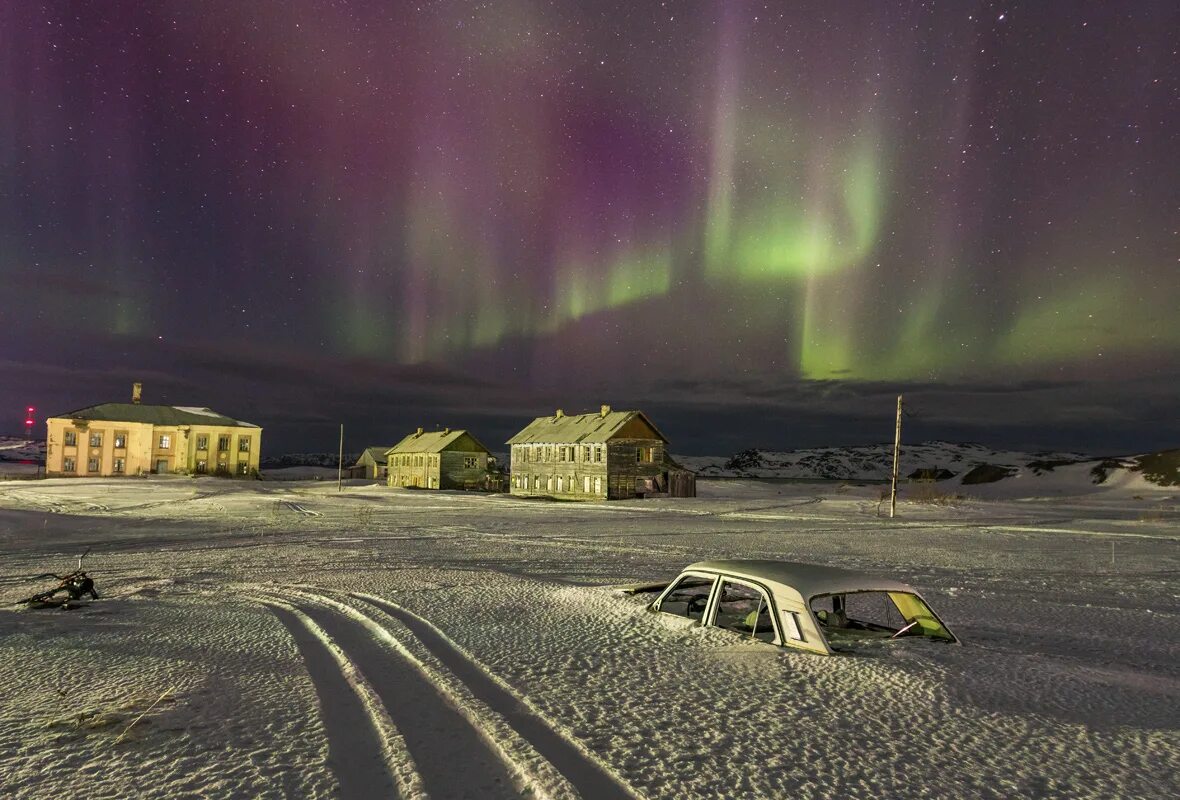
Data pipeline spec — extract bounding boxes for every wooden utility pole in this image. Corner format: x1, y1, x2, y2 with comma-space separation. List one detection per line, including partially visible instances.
889, 394, 903, 518
336, 424, 344, 492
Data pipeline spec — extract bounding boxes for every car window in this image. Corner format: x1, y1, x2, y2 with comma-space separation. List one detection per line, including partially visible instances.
810, 591, 955, 642
713, 581, 775, 642
658, 575, 714, 621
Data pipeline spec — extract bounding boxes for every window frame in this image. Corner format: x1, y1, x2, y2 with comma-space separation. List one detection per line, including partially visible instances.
64, 430, 78, 447
710, 577, 782, 644
158, 434, 171, 450
113, 432, 127, 450
652, 571, 720, 622
89, 432, 103, 447
238, 436, 251, 453
653, 571, 784, 645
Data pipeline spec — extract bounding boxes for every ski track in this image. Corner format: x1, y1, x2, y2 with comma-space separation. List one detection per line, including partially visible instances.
279, 594, 525, 799
282, 501, 322, 517
352, 592, 637, 800
264, 602, 416, 800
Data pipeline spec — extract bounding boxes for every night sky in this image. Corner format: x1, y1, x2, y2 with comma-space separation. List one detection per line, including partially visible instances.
2, 1, 1177, 456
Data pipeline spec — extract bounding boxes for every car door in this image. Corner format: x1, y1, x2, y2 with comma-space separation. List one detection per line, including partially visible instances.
709, 578, 779, 643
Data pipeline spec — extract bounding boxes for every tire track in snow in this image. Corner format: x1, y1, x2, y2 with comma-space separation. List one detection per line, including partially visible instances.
263, 601, 423, 800
287, 594, 524, 799
354, 593, 637, 800
283, 500, 321, 517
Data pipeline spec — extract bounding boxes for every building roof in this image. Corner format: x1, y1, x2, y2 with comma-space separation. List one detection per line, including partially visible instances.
386, 429, 490, 455
356, 447, 394, 466
685, 560, 917, 600
506, 408, 668, 445
52, 403, 259, 429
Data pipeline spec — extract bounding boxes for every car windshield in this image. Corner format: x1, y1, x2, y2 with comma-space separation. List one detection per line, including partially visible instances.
809, 591, 955, 644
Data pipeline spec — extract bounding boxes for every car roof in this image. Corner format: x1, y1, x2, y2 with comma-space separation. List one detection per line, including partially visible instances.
685, 559, 918, 600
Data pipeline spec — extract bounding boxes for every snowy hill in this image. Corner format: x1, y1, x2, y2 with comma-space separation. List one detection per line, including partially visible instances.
0, 437, 43, 463
260, 451, 362, 468
675, 441, 1180, 489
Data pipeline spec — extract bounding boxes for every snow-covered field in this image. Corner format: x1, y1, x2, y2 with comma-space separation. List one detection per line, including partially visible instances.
0, 475, 1177, 799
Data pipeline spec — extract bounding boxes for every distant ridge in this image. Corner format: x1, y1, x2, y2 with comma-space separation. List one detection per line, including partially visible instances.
675, 441, 1180, 488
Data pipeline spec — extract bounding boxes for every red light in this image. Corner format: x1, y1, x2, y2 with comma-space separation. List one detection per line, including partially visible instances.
25, 419, 34, 426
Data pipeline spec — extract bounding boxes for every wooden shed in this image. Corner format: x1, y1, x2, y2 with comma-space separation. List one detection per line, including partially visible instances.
507, 406, 696, 501
353, 446, 394, 480
385, 428, 493, 490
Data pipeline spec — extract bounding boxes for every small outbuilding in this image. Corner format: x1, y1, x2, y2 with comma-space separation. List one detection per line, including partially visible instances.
507, 405, 696, 501
353, 446, 394, 480
386, 428, 493, 490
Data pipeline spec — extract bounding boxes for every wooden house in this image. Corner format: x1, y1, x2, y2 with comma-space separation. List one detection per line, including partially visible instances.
507, 406, 696, 501
385, 428, 493, 490
353, 446, 394, 480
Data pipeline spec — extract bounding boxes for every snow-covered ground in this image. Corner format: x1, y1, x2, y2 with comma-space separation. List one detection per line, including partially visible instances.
0, 475, 1177, 799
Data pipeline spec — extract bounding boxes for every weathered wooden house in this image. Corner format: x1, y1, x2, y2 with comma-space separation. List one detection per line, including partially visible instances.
385, 428, 493, 490
353, 446, 394, 480
507, 406, 696, 501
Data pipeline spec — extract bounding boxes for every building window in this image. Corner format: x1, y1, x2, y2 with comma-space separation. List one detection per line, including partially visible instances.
583, 446, 591, 462
218, 435, 231, 451
113, 458, 125, 474
114, 433, 127, 449
63, 457, 76, 472
594, 476, 602, 494
238, 462, 249, 475
238, 436, 251, 453
594, 446, 603, 462
196, 460, 207, 474
196, 435, 208, 451
89, 432, 103, 447
64, 430, 77, 447
159, 434, 171, 449
87, 458, 99, 472
464, 456, 477, 468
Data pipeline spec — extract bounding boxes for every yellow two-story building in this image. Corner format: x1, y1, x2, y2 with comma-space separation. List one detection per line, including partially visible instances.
45, 387, 262, 478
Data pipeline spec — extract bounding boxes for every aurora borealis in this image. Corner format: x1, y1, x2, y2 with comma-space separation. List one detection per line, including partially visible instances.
2, 1, 1177, 453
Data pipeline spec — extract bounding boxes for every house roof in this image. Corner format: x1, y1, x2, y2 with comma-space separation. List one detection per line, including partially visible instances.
685, 560, 917, 600
506, 409, 668, 445
386, 429, 490, 455
52, 403, 259, 429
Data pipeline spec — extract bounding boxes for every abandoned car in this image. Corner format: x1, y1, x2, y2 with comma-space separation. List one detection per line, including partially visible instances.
635, 559, 958, 655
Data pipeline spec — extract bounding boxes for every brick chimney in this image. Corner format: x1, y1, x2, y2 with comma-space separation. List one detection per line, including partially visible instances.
600, 404, 610, 418
132, 382, 142, 404
415, 427, 423, 436
555, 409, 564, 418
